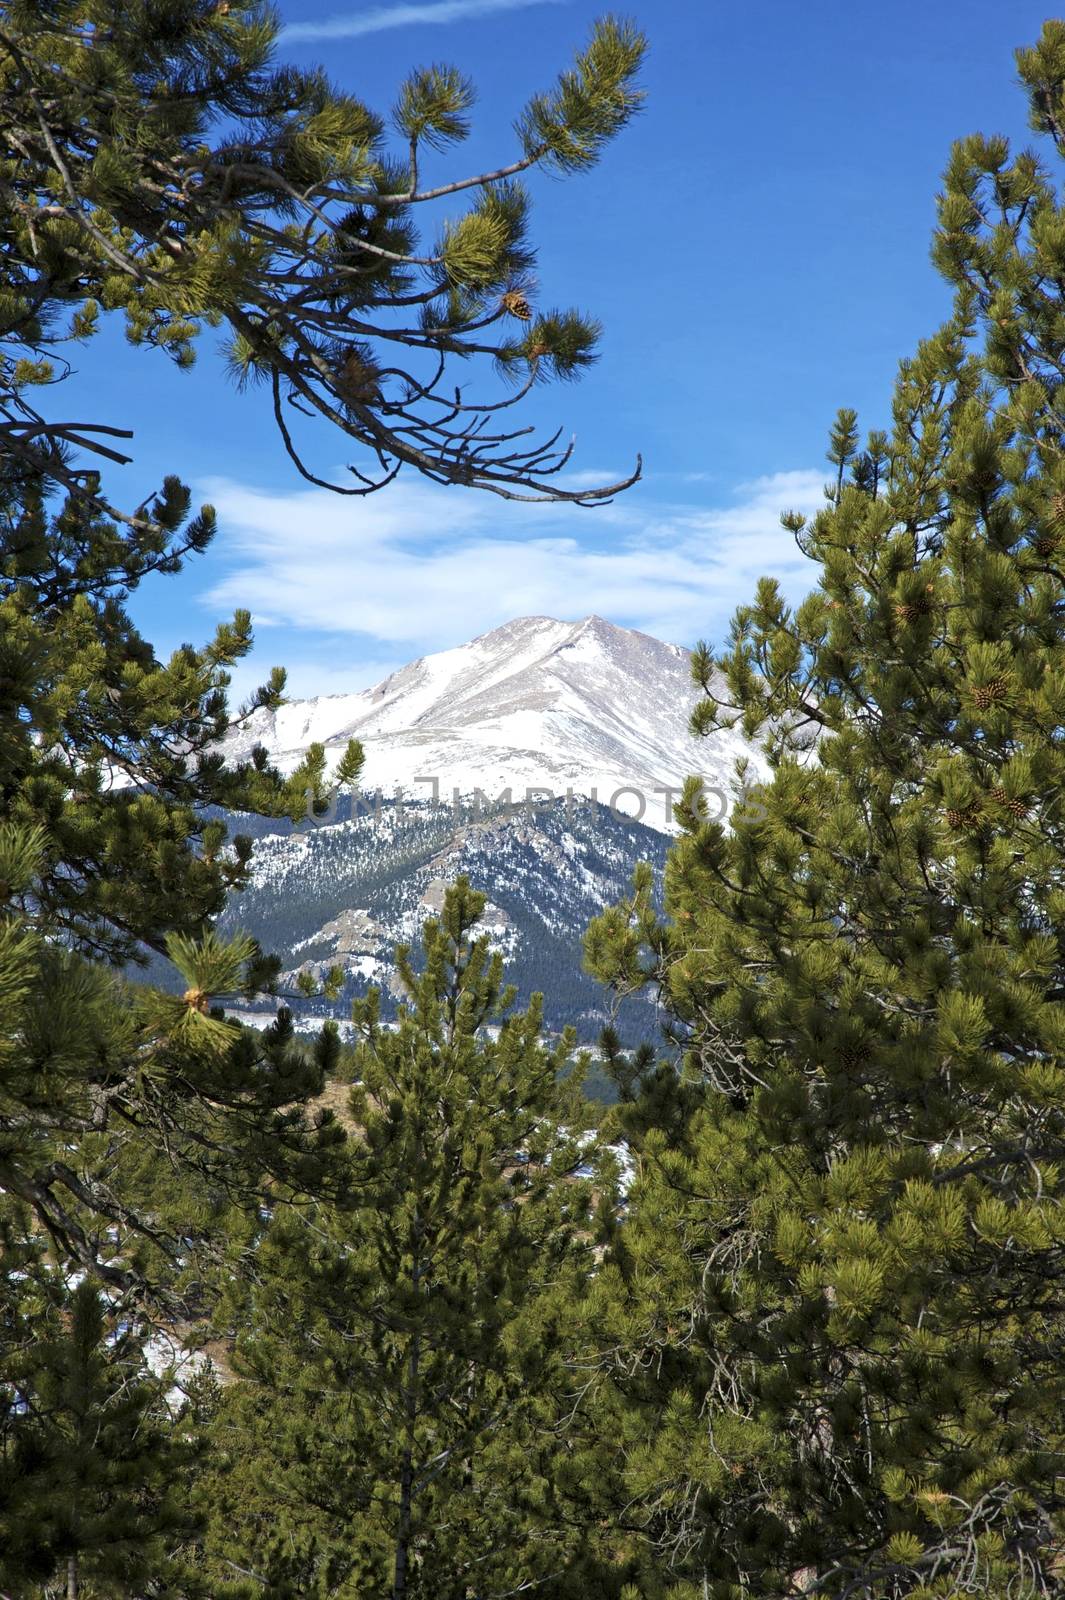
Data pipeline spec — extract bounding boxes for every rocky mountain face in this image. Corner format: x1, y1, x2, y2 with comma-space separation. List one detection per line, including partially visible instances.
217, 617, 763, 1044
219, 795, 671, 1047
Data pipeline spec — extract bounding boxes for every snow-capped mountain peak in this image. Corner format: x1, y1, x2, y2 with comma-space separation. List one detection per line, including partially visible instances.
222, 615, 761, 834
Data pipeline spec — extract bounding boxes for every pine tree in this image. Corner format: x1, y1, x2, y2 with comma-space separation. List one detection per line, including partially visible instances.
0, 253, 367, 1277
1, 2, 644, 508
0, 815, 349, 1578
1, 464, 352, 968
584, 24, 1065, 1599
0, 696, 353, 1289
196, 878, 605, 1599
0, 807, 350, 1583
0, 1276, 197, 1596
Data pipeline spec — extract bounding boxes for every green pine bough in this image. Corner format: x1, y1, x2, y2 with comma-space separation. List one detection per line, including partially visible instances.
0, 1, 645, 514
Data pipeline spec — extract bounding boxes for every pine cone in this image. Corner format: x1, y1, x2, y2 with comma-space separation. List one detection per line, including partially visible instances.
1052, 490, 1065, 527
502, 290, 532, 320
1032, 530, 1061, 559
338, 351, 381, 404
969, 677, 1008, 710
988, 786, 1029, 819
183, 987, 210, 1014
894, 593, 934, 623
945, 804, 982, 830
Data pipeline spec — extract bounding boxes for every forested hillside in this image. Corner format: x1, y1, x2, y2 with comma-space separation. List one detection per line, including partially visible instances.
215, 796, 670, 1039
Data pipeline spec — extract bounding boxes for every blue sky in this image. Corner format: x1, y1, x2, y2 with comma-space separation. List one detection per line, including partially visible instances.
75, 0, 1053, 701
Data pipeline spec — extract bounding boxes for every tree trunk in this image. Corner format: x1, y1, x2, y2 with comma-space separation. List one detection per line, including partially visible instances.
392, 1330, 421, 1600
66, 1555, 78, 1600
393, 1444, 414, 1600
393, 1208, 423, 1600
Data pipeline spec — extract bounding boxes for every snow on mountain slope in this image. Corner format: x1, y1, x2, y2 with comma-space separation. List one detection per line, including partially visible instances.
222, 615, 764, 833
205, 617, 779, 1051
218, 795, 672, 1042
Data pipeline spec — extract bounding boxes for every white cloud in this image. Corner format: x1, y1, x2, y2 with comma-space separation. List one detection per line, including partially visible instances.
201, 467, 828, 663
282, 0, 570, 42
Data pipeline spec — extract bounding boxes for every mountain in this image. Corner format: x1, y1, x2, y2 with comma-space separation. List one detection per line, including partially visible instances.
215, 617, 765, 1051
221, 615, 763, 830
219, 795, 671, 1053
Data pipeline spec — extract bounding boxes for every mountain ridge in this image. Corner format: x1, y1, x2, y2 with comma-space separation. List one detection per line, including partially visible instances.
212, 615, 766, 1046
223, 614, 764, 835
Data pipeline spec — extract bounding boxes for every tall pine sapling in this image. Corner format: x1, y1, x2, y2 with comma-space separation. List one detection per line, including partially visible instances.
198, 878, 601, 1600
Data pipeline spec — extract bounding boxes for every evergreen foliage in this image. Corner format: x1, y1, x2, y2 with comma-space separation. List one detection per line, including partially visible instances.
195, 878, 604, 1599
0, 1275, 196, 1596
0, 1, 646, 1590
0, 2, 644, 507
0, 467, 355, 1283
584, 23, 1065, 1598
16, 10, 1065, 1600
1, 462, 350, 967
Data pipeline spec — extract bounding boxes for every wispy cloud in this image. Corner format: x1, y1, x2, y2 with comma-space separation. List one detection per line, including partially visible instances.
200, 469, 827, 679
282, 0, 569, 43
